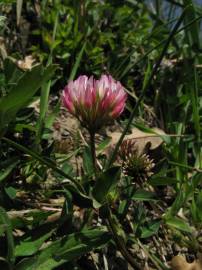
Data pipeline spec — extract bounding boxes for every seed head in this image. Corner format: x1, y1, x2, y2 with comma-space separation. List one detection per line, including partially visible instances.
117, 139, 155, 184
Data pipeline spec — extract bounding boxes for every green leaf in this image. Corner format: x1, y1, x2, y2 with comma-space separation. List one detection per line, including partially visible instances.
192, 173, 202, 188
97, 137, 111, 152
195, 190, 202, 221
142, 60, 151, 90
4, 187, 17, 199
169, 189, 185, 216
0, 207, 15, 265
83, 146, 94, 176
0, 160, 18, 183
165, 216, 192, 233
92, 166, 121, 205
0, 64, 56, 113
149, 176, 179, 186
15, 228, 110, 270
132, 189, 157, 201
4, 58, 23, 85
140, 220, 161, 238
15, 230, 53, 257
44, 100, 60, 129
66, 185, 93, 208
190, 197, 198, 223
0, 64, 56, 136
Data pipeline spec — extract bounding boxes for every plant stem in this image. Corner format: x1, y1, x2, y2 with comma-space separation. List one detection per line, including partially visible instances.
88, 131, 139, 268
107, 212, 141, 270
89, 131, 97, 172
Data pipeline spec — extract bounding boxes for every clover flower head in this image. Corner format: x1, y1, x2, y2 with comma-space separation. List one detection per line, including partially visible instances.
117, 139, 155, 184
62, 75, 127, 132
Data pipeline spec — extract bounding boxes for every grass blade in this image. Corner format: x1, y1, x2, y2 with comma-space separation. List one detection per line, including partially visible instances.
106, 8, 187, 168
16, 0, 23, 26
69, 42, 86, 81
0, 206, 15, 266
2, 137, 85, 193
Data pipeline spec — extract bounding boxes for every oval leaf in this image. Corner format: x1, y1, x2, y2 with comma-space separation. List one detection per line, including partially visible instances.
92, 166, 121, 205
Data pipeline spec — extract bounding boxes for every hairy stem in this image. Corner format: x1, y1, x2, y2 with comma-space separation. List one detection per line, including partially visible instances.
107, 212, 141, 270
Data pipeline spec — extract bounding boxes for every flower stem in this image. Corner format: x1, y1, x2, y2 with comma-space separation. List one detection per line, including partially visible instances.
89, 131, 96, 172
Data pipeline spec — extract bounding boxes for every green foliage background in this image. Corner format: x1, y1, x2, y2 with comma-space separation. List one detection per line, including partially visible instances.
0, 0, 201, 269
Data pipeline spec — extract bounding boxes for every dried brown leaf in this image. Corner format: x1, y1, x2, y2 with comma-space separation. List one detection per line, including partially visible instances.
170, 255, 202, 270
17, 55, 36, 70
106, 127, 165, 154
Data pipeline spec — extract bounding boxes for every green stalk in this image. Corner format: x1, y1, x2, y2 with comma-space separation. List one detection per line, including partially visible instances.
69, 42, 86, 81
89, 131, 96, 173
155, 0, 161, 17
136, 239, 169, 270
183, 0, 200, 52
193, 65, 201, 168
88, 133, 140, 268
107, 211, 141, 269
36, 80, 51, 144
36, 11, 59, 145
169, 160, 202, 173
